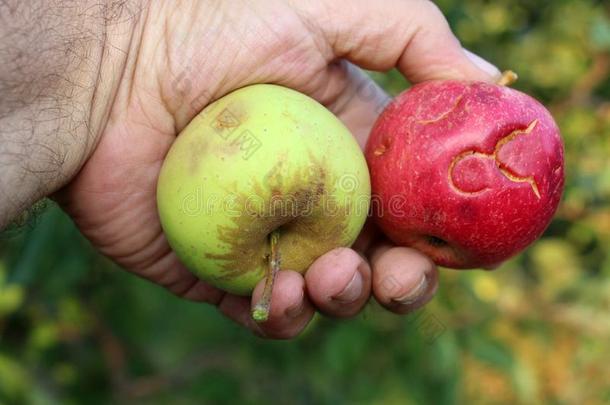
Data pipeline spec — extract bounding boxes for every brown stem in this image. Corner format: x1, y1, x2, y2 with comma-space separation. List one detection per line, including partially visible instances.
497, 70, 518, 86
251, 229, 281, 322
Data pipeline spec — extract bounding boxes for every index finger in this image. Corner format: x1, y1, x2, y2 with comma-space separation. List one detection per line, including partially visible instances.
299, 0, 501, 83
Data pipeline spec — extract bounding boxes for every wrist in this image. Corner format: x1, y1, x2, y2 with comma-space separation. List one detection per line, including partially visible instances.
0, 0, 145, 228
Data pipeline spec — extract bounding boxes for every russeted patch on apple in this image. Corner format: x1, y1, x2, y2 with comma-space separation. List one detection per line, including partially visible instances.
365, 76, 564, 269
157, 84, 371, 321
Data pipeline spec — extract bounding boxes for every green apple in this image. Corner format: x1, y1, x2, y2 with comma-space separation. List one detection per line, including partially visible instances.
156, 84, 370, 317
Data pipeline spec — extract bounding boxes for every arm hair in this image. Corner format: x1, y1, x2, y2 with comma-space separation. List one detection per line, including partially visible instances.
0, 0, 143, 228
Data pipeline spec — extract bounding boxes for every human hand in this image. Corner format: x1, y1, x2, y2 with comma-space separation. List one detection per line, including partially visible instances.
55, 0, 501, 338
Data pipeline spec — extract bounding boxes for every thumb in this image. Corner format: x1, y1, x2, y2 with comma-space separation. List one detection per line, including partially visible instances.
302, 0, 501, 83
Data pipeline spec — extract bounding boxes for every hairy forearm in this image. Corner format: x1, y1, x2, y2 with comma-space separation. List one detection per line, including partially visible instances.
0, 0, 142, 228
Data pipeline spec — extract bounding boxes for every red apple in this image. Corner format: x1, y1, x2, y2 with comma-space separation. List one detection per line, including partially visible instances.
365, 80, 564, 269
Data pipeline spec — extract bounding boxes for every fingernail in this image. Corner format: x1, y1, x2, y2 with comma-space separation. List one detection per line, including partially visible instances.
392, 274, 428, 305
331, 271, 363, 304
463, 49, 502, 80
285, 289, 305, 318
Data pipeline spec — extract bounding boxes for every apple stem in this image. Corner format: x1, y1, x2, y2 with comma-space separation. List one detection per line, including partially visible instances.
497, 70, 518, 86
251, 229, 281, 322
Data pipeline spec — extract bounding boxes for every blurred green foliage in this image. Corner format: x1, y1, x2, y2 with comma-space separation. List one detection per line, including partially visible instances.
2, 0, 610, 404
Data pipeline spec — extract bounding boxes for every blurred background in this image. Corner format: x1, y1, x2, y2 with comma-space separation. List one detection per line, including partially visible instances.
1, 0, 609, 403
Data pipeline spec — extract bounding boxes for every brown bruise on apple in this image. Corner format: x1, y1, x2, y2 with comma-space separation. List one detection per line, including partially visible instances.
448, 119, 541, 198
188, 138, 209, 175
205, 153, 353, 282
409, 234, 470, 266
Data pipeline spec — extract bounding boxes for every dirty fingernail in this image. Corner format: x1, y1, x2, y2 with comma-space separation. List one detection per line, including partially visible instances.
332, 271, 363, 304
392, 274, 428, 305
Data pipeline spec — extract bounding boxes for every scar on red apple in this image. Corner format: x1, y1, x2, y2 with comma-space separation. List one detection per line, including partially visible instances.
448, 120, 541, 198
373, 144, 386, 156
416, 93, 465, 125
373, 139, 391, 156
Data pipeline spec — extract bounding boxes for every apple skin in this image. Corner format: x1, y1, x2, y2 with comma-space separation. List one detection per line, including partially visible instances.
365, 80, 564, 269
157, 84, 370, 295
